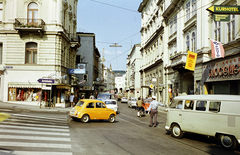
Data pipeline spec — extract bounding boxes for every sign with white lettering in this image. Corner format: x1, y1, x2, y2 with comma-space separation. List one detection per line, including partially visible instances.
37, 79, 55, 84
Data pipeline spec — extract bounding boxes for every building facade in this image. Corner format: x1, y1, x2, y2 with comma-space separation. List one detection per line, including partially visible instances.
75, 32, 101, 99
126, 44, 142, 99
138, 0, 240, 105
1, 0, 80, 106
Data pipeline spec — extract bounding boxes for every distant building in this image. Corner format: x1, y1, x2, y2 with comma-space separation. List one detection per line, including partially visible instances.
113, 70, 126, 94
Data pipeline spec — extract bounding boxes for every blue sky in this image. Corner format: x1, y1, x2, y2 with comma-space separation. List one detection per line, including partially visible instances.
77, 0, 142, 71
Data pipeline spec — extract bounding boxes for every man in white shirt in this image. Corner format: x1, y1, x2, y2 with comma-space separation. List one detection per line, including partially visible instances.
149, 96, 165, 127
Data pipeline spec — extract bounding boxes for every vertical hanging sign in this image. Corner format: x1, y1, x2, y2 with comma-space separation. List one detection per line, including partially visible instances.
185, 51, 197, 71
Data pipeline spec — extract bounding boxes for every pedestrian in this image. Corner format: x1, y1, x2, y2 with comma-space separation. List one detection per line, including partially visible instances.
89, 93, 94, 99
136, 97, 145, 117
149, 96, 165, 127
73, 94, 78, 106
70, 93, 74, 108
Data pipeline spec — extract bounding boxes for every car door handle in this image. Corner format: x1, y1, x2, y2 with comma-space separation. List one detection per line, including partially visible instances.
179, 114, 182, 116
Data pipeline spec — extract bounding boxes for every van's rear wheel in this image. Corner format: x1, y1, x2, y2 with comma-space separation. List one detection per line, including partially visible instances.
171, 124, 183, 138
219, 134, 237, 150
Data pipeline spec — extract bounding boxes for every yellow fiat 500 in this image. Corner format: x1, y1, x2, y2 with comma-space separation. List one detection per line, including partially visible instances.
69, 99, 116, 123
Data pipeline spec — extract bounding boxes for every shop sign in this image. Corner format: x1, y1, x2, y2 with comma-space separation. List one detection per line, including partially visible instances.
203, 57, 240, 82
37, 79, 55, 84
207, 5, 240, 14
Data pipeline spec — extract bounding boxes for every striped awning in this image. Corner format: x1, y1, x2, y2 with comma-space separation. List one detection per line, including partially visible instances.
8, 82, 42, 88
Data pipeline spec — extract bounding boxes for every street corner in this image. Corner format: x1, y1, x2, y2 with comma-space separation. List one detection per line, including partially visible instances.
0, 113, 11, 122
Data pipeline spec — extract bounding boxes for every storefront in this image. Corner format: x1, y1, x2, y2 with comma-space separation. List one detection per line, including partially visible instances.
202, 56, 240, 95
8, 83, 43, 102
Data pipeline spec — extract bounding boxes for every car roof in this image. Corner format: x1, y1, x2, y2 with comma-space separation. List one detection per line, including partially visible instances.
174, 95, 240, 101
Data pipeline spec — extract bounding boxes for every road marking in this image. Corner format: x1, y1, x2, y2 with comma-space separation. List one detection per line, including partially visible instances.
0, 142, 71, 148
0, 124, 69, 132
119, 113, 149, 125
0, 135, 71, 141
1, 121, 69, 129
0, 113, 11, 122
0, 151, 72, 155
13, 113, 67, 121
0, 109, 13, 112
0, 129, 70, 136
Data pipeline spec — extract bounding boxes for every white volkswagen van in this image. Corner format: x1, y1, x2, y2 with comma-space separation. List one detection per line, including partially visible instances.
165, 95, 240, 150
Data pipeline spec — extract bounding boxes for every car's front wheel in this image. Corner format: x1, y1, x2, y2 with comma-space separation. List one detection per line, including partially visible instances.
81, 114, 89, 123
171, 124, 183, 138
108, 114, 115, 123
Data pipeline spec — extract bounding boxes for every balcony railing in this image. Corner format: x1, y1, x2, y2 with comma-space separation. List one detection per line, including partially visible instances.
14, 18, 45, 37
14, 18, 45, 29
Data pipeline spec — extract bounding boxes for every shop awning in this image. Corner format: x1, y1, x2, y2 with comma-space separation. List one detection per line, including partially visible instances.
8, 82, 42, 88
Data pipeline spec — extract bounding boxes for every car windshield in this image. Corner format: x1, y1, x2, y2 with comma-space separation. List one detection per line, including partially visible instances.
105, 101, 116, 105
76, 101, 84, 107
97, 94, 114, 100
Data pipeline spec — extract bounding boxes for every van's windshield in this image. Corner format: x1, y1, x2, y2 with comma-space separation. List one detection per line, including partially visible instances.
170, 99, 183, 109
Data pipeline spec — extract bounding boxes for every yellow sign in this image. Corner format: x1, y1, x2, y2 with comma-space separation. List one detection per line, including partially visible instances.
0, 113, 11, 122
207, 5, 240, 14
185, 51, 197, 71
150, 84, 154, 89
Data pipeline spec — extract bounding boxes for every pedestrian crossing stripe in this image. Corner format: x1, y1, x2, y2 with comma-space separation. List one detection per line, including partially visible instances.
0, 113, 11, 122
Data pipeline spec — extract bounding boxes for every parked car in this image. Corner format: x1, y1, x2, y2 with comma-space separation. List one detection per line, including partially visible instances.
165, 95, 240, 150
127, 98, 137, 108
104, 99, 119, 114
97, 93, 115, 103
121, 97, 128, 103
69, 99, 116, 123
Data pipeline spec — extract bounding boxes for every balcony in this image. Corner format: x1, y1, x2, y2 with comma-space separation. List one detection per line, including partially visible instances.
170, 52, 188, 71
14, 18, 45, 38
69, 33, 81, 49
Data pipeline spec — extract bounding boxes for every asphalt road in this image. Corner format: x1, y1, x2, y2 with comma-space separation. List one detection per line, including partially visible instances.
0, 102, 240, 155
68, 101, 240, 155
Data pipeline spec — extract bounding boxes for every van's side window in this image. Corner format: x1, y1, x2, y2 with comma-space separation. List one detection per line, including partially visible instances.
184, 100, 194, 110
196, 100, 207, 111
209, 101, 221, 112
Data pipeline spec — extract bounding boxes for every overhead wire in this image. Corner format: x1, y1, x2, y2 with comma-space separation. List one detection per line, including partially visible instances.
89, 0, 139, 13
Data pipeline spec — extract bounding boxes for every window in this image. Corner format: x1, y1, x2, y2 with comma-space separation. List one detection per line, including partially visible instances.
0, 2, 2, 22
196, 100, 207, 111
186, 35, 189, 51
214, 21, 221, 42
0, 43, 2, 64
191, 32, 195, 52
169, 99, 182, 109
186, 1, 190, 21
227, 15, 235, 42
184, 100, 194, 110
76, 55, 81, 64
86, 102, 94, 108
209, 101, 221, 112
28, 3, 38, 26
26, 42, 37, 64
192, 0, 196, 16
174, 15, 177, 32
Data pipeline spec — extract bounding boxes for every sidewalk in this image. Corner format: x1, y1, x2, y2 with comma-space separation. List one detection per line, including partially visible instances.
0, 101, 72, 114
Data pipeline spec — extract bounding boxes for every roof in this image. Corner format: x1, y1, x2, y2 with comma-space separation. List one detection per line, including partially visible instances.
174, 95, 240, 101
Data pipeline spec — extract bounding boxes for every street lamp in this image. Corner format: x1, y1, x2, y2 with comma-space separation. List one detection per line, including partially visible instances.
110, 43, 122, 69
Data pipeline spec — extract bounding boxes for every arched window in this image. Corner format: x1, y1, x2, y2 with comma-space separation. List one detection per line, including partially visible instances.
26, 42, 37, 64
28, 2, 38, 26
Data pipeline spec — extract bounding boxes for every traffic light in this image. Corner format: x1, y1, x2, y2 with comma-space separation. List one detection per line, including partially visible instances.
83, 74, 88, 82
